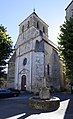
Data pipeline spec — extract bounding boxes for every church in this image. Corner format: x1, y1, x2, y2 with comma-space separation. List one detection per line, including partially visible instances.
7, 11, 65, 93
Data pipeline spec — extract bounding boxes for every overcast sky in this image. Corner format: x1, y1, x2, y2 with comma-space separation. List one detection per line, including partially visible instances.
0, 0, 71, 46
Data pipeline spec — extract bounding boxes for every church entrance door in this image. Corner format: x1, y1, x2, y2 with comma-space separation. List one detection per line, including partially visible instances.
21, 75, 26, 91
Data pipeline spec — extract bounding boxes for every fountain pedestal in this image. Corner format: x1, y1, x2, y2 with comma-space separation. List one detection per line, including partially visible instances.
29, 77, 60, 110
29, 96, 60, 110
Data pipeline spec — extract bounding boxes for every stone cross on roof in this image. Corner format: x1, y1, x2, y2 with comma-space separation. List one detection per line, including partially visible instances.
33, 8, 35, 12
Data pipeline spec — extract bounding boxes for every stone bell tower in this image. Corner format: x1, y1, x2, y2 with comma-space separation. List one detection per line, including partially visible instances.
14, 11, 49, 92
65, 0, 73, 20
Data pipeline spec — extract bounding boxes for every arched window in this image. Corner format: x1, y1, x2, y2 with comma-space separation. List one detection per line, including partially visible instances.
22, 25, 24, 33
43, 27, 45, 33
47, 64, 49, 75
27, 21, 30, 28
37, 22, 39, 29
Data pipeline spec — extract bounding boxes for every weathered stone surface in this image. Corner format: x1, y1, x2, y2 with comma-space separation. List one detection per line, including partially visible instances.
66, 1, 73, 20
29, 96, 60, 110
35, 39, 44, 52
7, 12, 65, 92
39, 87, 50, 99
7, 52, 16, 88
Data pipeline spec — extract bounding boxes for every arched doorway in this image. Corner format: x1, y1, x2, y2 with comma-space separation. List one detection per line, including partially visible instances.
21, 75, 26, 91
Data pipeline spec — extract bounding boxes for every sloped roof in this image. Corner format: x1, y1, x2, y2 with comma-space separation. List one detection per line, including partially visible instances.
19, 11, 49, 27
65, 0, 73, 10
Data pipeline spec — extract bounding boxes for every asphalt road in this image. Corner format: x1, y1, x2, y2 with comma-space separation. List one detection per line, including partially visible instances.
0, 93, 32, 119
0, 92, 73, 119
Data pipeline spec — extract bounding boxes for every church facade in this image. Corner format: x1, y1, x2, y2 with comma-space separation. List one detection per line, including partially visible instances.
7, 12, 65, 93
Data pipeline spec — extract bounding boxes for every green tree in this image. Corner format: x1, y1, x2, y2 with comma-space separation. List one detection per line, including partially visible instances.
58, 15, 73, 83
0, 24, 13, 77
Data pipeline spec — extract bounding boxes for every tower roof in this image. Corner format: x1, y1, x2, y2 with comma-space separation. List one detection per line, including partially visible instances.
65, 0, 73, 10
19, 11, 49, 27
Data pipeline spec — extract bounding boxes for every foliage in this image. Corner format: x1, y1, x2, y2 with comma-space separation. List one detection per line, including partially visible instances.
58, 15, 73, 82
0, 24, 13, 77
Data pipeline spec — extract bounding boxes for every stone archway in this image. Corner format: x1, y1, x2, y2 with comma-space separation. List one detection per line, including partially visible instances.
21, 75, 26, 91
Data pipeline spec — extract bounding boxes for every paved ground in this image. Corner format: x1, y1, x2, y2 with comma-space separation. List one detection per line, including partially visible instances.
23, 92, 73, 119
20, 92, 73, 119
0, 92, 73, 119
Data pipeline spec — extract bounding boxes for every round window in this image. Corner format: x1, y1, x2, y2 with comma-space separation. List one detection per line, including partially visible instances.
23, 58, 27, 66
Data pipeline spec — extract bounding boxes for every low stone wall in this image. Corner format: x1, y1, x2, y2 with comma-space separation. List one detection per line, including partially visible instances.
29, 96, 60, 110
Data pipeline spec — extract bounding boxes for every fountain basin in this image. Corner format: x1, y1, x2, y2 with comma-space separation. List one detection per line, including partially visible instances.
29, 96, 60, 110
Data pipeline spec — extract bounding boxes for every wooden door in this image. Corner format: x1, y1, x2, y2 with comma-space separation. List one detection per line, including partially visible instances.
21, 75, 26, 91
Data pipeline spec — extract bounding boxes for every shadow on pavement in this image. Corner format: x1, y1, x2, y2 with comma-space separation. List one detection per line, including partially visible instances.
18, 92, 73, 119
19, 100, 59, 119
0, 92, 73, 119
52, 92, 73, 119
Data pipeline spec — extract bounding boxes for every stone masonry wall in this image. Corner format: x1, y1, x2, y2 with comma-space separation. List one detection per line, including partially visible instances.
7, 52, 16, 88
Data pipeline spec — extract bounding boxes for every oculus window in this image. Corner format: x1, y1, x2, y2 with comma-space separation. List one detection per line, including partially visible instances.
23, 58, 27, 66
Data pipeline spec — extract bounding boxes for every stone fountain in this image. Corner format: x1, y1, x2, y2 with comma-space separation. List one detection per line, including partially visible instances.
29, 77, 60, 110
